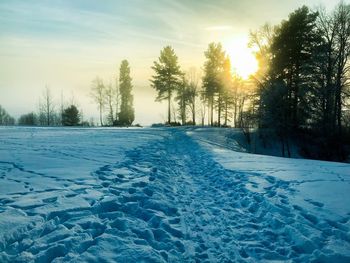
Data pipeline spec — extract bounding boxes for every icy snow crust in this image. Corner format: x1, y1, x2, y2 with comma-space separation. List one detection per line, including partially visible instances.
0, 126, 349, 262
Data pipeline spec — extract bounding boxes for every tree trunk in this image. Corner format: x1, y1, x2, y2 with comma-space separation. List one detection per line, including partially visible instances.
210, 96, 214, 126
99, 105, 103, 126
335, 85, 342, 136
281, 135, 285, 157
46, 95, 50, 126
325, 43, 334, 134
115, 79, 119, 122
234, 103, 237, 128
224, 100, 228, 126
217, 93, 221, 127
192, 101, 196, 125
181, 100, 186, 125
292, 63, 300, 129
109, 103, 114, 125
335, 52, 343, 137
207, 103, 210, 125
168, 91, 171, 124
286, 137, 291, 158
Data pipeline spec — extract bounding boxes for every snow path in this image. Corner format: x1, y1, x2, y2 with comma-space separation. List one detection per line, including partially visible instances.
0, 127, 350, 262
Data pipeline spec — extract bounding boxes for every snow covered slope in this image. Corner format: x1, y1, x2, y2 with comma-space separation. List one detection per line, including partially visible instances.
0, 127, 349, 262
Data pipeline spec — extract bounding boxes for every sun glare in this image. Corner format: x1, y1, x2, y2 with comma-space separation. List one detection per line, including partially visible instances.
223, 37, 258, 79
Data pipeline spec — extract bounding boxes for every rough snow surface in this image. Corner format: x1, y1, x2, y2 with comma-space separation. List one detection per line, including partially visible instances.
0, 127, 349, 262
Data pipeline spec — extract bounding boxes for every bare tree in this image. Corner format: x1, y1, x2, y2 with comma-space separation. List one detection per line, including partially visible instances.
334, 2, 350, 136
39, 86, 55, 126
315, 3, 350, 137
248, 23, 275, 81
186, 67, 201, 125
105, 82, 115, 126
115, 75, 120, 123
90, 77, 106, 126
230, 75, 245, 128
316, 6, 338, 134
199, 94, 207, 126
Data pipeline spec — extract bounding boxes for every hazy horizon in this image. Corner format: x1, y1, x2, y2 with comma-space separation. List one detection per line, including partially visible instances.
0, 0, 343, 125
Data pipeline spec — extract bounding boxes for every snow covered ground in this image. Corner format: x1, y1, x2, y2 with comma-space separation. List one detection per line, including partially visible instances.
0, 127, 349, 262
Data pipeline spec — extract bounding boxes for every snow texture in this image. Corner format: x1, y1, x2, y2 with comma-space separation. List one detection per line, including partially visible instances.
0, 126, 349, 262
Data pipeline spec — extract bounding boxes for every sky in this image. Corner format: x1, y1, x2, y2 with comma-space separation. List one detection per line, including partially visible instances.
0, 0, 344, 125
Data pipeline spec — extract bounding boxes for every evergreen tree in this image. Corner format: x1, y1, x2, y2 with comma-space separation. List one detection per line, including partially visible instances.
268, 6, 320, 130
151, 46, 182, 124
251, 6, 321, 156
62, 105, 80, 126
118, 60, 135, 126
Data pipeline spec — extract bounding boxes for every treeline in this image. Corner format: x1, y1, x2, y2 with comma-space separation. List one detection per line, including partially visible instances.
150, 45, 248, 127
1, 59, 135, 128
14, 88, 90, 127
150, 2, 350, 160
250, 3, 350, 160
0, 105, 15, 125
90, 59, 135, 127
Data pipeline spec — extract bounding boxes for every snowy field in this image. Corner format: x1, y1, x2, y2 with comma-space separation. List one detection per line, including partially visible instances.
0, 127, 349, 262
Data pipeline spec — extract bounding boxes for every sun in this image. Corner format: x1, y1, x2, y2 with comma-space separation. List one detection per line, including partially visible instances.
223, 36, 258, 79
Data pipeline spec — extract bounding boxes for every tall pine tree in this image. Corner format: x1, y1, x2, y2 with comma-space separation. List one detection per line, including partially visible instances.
151, 46, 182, 124
118, 60, 135, 126
269, 6, 320, 130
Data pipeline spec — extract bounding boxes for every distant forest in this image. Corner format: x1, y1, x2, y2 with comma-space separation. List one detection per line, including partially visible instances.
1, 2, 349, 161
